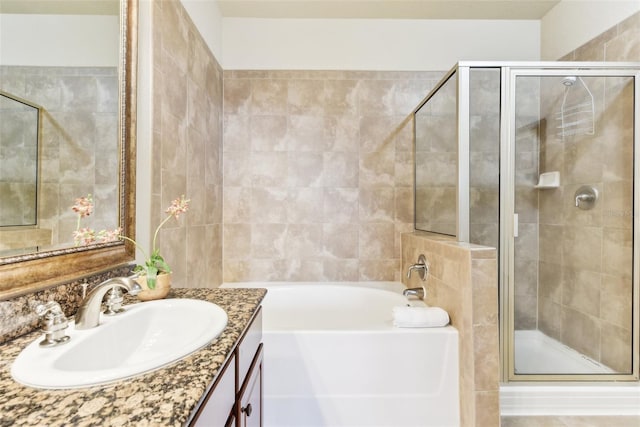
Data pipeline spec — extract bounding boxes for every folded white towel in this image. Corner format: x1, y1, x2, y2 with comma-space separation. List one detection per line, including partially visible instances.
392, 306, 450, 328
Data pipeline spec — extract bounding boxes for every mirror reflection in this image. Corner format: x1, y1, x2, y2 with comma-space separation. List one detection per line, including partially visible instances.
0, 91, 40, 228
0, 2, 121, 257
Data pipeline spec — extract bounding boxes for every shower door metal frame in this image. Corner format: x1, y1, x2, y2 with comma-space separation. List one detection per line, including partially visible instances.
500, 64, 640, 382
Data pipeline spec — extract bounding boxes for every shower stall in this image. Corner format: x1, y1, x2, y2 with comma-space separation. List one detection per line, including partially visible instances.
414, 62, 639, 385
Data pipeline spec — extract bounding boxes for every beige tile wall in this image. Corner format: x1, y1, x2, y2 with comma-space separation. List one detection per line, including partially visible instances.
149, 0, 224, 288
402, 231, 499, 427
222, 70, 442, 282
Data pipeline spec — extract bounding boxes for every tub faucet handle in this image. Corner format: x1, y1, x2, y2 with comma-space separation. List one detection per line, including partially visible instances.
407, 254, 428, 281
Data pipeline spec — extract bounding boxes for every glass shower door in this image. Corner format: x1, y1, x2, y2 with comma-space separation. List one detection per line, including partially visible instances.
509, 70, 637, 378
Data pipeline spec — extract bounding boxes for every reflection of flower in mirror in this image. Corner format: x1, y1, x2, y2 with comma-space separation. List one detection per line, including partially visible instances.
71, 194, 121, 246
73, 227, 96, 246
72, 195, 93, 218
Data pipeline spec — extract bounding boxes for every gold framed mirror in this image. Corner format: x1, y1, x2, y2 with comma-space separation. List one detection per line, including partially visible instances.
0, 0, 137, 299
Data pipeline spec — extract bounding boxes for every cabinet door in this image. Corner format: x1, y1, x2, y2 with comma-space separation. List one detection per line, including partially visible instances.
191, 354, 236, 427
237, 308, 262, 385
238, 344, 263, 427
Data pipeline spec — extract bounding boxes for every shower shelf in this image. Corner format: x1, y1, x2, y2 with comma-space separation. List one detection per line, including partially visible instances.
534, 171, 560, 189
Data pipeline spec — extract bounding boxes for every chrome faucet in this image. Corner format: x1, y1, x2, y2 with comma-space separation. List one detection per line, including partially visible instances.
74, 277, 142, 330
403, 287, 426, 300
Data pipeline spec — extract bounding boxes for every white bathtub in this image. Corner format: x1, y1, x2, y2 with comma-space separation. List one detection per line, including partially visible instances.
221, 281, 459, 427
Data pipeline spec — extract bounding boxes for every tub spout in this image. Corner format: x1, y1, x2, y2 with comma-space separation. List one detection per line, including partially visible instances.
403, 287, 426, 300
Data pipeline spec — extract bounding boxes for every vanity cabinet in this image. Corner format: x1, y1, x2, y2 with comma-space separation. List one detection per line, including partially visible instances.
237, 344, 263, 427
191, 307, 263, 427
192, 354, 237, 426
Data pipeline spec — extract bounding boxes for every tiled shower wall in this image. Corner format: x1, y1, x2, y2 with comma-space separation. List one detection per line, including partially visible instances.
149, 0, 224, 288
0, 66, 119, 251
222, 70, 442, 282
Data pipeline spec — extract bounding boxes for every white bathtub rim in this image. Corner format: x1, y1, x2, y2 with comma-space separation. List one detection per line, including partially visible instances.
221, 280, 408, 293
221, 281, 441, 332
500, 383, 640, 416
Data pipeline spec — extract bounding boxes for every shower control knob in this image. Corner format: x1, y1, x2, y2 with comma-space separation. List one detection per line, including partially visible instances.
574, 186, 598, 210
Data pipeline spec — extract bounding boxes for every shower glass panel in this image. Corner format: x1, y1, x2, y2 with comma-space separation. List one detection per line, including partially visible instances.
511, 72, 636, 377
414, 62, 639, 382
469, 68, 501, 249
0, 92, 39, 227
414, 72, 457, 236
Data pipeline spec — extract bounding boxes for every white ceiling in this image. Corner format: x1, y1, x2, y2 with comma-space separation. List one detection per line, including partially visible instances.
216, 0, 562, 20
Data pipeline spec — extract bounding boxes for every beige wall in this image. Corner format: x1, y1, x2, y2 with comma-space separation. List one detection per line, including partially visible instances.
221, 18, 540, 70
540, 0, 640, 60
559, 9, 639, 63
402, 231, 499, 427
148, 0, 224, 288
221, 70, 441, 282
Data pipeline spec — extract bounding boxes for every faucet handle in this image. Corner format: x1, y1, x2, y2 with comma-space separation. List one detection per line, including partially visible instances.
35, 301, 71, 347
406, 254, 429, 281
104, 287, 125, 316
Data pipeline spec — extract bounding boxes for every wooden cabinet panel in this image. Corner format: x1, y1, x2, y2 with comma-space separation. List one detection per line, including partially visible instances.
237, 308, 262, 386
190, 307, 264, 427
191, 354, 236, 427
237, 344, 263, 427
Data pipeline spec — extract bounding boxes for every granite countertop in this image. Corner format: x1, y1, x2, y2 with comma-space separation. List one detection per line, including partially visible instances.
0, 288, 266, 427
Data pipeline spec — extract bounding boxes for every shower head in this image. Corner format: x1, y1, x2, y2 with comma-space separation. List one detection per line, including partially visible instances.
562, 76, 577, 86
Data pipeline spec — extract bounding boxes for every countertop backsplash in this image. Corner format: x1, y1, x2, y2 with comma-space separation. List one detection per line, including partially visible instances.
0, 264, 134, 345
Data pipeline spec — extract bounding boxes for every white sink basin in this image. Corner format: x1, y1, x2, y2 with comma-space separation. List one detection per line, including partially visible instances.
11, 298, 228, 389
